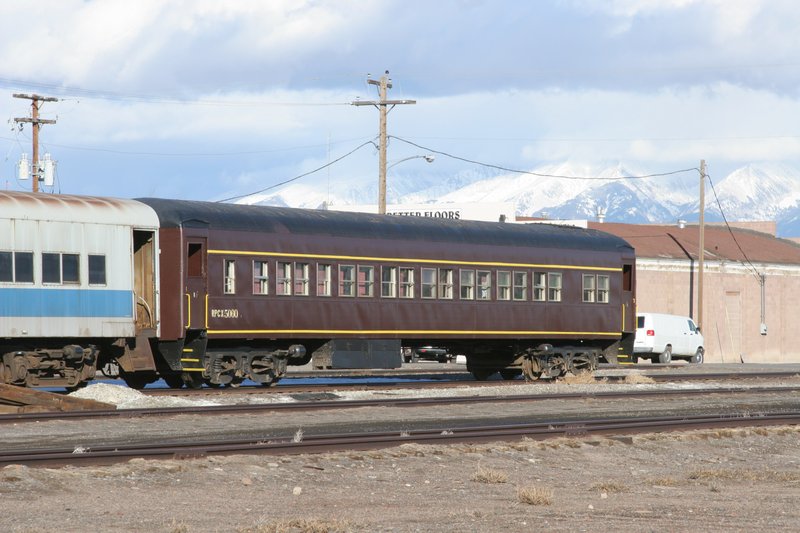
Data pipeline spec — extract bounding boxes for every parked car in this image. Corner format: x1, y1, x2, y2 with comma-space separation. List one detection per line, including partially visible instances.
634, 313, 704, 364
402, 346, 450, 363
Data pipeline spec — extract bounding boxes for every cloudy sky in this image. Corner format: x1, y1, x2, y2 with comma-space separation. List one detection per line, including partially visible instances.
0, 0, 798, 202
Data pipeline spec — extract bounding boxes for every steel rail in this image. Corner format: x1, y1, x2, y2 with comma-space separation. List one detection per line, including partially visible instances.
2, 411, 798, 468
2, 385, 799, 425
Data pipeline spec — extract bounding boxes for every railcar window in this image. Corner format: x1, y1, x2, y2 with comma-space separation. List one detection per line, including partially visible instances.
381, 266, 397, 298
317, 263, 332, 296
358, 265, 374, 297
276, 261, 292, 295
187, 243, 203, 277
438, 268, 454, 299
253, 260, 269, 295
42, 253, 61, 284
477, 270, 491, 300
533, 271, 546, 301
421, 268, 436, 299
294, 263, 310, 295
497, 270, 511, 301
62, 254, 79, 284
582, 274, 596, 302
548, 272, 562, 302
597, 275, 610, 303
88, 255, 106, 286
224, 260, 236, 294
513, 271, 527, 301
339, 265, 355, 297
399, 267, 414, 298
15, 252, 33, 283
0, 252, 11, 282
460, 269, 475, 300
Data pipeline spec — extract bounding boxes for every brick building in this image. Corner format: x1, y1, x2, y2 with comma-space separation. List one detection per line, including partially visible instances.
588, 222, 800, 363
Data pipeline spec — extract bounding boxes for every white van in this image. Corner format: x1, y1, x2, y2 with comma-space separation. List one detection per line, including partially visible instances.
634, 313, 704, 364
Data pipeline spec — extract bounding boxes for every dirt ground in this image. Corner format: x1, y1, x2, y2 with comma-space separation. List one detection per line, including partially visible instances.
2, 425, 800, 532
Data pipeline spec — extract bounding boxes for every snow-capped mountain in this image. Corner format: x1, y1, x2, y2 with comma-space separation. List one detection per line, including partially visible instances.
238, 161, 800, 237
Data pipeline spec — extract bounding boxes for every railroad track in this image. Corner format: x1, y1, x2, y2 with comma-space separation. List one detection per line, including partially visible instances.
3, 411, 798, 468
4, 385, 800, 425
137, 369, 800, 396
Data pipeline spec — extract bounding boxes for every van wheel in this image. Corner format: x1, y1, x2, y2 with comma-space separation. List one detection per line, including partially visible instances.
658, 348, 672, 364
691, 347, 704, 364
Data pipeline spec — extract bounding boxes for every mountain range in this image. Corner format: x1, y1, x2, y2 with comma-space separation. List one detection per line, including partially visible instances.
237, 162, 800, 238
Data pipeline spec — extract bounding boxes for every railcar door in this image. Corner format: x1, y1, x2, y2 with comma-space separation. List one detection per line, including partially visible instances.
622, 262, 635, 332
185, 237, 208, 331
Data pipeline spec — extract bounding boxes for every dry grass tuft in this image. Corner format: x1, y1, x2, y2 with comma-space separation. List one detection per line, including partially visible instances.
624, 373, 656, 384
472, 466, 508, 484
591, 481, 629, 493
517, 485, 554, 506
561, 371, 602, 384
168, 520, 189, 533
239, 518, 356, 533
649, 477, 681, 487
688, 468, 800, 483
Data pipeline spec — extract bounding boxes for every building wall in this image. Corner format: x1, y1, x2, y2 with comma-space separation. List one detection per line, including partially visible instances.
635, 259, 800, 363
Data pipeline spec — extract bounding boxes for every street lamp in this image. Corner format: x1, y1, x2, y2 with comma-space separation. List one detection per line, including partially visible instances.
381, 154, 435, 213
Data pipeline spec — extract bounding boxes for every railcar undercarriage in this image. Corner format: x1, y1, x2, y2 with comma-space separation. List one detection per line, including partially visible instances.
465, 343, 605, 381
0, 344, 98, 388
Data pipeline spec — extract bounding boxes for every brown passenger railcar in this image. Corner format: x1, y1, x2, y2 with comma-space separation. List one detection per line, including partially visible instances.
138, 198, 635, 386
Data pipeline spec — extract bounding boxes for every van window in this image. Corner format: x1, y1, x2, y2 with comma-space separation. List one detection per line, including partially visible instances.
637, 316, 645, 328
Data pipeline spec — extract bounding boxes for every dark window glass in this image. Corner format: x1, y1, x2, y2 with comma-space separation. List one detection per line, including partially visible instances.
89, 255, 106, 285
187, 243, 203, 277
62, 254, 80, 284
637, 316, 645, 328
0, 252, 11, 282
42, 253, 60, 283
15, 252, 33, 283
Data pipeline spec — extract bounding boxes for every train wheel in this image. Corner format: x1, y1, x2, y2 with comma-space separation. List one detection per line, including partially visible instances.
521, 357, 542, 381
499, 369, 521, 380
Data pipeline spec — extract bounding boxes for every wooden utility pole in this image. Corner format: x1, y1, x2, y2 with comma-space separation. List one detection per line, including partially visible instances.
352, 71, 415, 214
698, 159, 706, 331
13, 93, 58, 193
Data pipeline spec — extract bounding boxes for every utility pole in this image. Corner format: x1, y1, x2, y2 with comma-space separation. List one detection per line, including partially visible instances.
13, 93, 58, 193
352, 71, 416, 214
698, 159, 706, 332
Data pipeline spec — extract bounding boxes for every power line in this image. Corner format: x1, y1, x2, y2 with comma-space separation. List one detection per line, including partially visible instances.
704, 171, 762, 281
218, 138, 377, 203
390, 135, 697, 180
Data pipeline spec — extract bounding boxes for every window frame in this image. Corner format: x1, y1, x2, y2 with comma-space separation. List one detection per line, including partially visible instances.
476, 270, 492, 301
293, 262, 310, 296
497, 270, 511, 301
532, 271, 546, 302
547, 272, 562, 302
381, 266, 397, 298
88, 254, 106, 286
513, 271, 527, 301
253, 260, 269, 295
399, 267, 415, 299
339, 264, 356, 297
317, 263, 332, 296
421, 267, 437, 299
357, 265, 375, 297
460, 269, 475, 300
276, 261, 292, 296
597, 274, 610, 303
438, 268, 454, 300
582, 274, 596, 303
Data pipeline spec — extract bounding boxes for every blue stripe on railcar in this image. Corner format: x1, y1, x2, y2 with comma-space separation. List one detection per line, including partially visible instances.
0, 288, 133, 317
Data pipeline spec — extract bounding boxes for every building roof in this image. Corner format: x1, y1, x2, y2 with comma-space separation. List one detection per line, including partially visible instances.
587, 222, 800, 266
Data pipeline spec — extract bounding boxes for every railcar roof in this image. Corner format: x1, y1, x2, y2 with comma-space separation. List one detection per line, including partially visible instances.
0, 191, 159, 227
138, 197, 632, 253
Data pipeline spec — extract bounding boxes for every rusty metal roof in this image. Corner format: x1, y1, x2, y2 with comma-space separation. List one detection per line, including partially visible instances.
0, 191, 159, 227
588, 222, 800, 265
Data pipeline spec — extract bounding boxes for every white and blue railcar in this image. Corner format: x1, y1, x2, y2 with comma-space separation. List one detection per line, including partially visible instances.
0, 191, 160, 387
